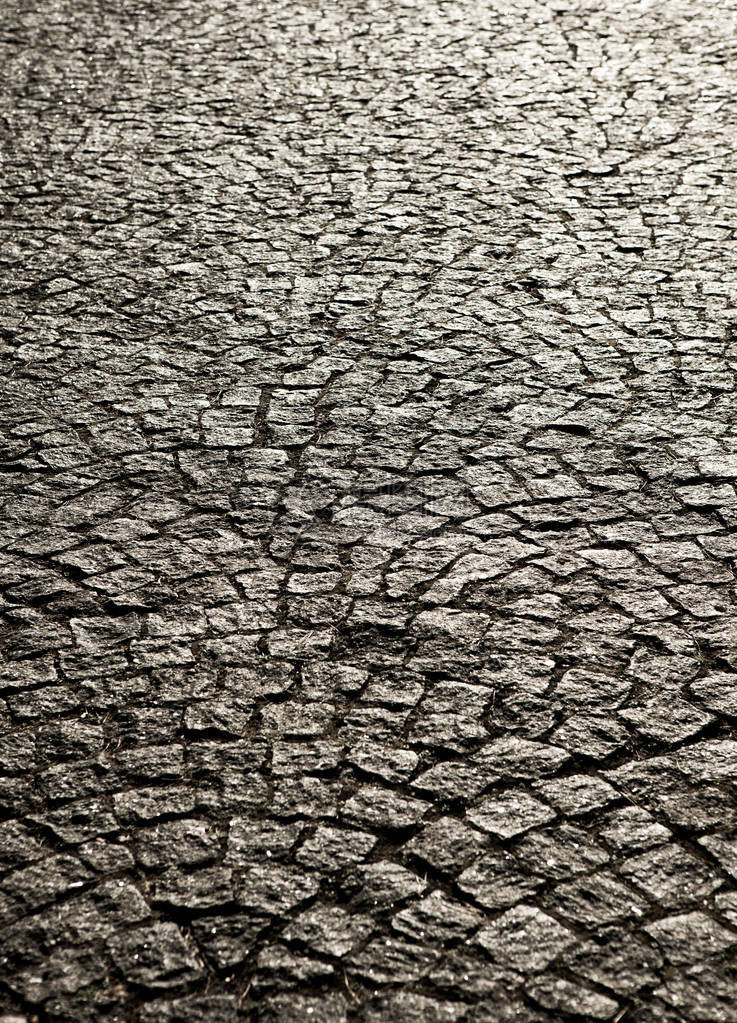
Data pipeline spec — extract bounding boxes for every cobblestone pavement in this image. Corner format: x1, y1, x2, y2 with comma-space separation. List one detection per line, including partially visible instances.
1, 1, 737, 1020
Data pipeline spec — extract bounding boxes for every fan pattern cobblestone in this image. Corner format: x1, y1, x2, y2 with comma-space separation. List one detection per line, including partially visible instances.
1, 1, 737, 1020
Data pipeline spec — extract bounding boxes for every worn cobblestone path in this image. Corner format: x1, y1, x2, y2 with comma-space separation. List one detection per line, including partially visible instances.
1, 1, 737, 1020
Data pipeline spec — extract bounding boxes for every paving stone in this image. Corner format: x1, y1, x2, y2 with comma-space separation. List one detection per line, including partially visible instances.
548, 873, 648, 928
698, 832, 737, 879
671, 741, 737, 782
343, 862, 427, 910
251, 946, 334, 989
294, 825, 377, 872
106, 922, 204, 989
282, 904, 374, 957
392, 890, 485, 944
150, 867, 235, 912
347, 741, 419, 783
404, 816, 487, 873
256, 993, 347, 1023
426, 950, 520, 999
467, 791, 556, 839
606, 758, 737, 831
342, 786, 431, 831
190, 914, 268, 969
139, 997, 242, 1023
475, 905, 575, 972
225, 818, 302, 866
348, 938, 439, 985
699, 455, 737, 480
134, 820, 221, 869
715, 891, 737, 927
2, 0, 737, 1018
618, 845, 721, 908
533, 774, 620, 816
236, 864, 320, 917
619, 699, 715, 744
514, 825, 610, 881
598, 807, 673, 854
412, 761, 494, 801
472, 737, 570, 779
655, 963, 737, 1022
112, 787, 196, 825
566, 929, 664, 996
364, 992, 469, 1022
526, 977, 619, 1019
550, 713, 630, 760
690, 672, 737, 717
457, 852, 541, 910
645, 911, 737, 964
0, 856, 93, 926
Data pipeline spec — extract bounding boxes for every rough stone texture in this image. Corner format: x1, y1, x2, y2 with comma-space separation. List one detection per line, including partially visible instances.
1, 0, 737, 1020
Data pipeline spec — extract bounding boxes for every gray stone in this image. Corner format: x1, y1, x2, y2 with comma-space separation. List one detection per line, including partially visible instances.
2, 1, 737, 1017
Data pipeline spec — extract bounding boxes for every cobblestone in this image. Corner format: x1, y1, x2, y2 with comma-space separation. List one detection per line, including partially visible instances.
1, 0, 737, 1019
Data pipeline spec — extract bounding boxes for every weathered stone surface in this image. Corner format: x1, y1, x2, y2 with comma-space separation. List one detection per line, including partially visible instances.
467, 791, 556, 839
2, 0, 737, 1018
107, 923, 204, 990
475, 905, 575, 972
